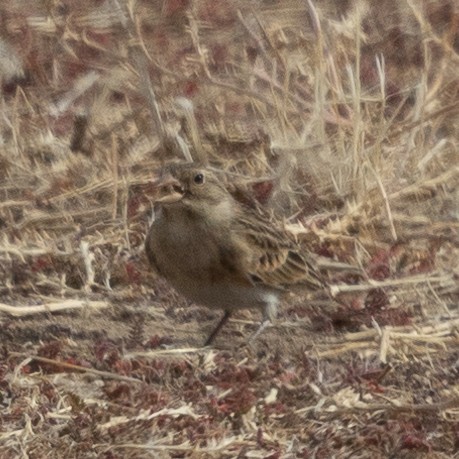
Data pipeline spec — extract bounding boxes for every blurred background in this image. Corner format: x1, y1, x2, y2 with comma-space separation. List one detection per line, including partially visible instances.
0, 1, 458, 457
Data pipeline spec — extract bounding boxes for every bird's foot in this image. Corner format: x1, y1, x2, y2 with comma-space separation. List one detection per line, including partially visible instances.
248, 319, 272, 343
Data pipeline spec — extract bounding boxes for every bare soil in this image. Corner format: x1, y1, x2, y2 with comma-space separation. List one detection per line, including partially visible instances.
0, 1, 458, 458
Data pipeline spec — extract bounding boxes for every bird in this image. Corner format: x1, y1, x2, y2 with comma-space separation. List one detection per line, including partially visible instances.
145, 162, 325, 346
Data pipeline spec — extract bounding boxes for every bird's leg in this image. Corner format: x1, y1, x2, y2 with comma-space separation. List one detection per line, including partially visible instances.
248, 299, 276, 343
248, 319, 271, 343
204, 310, 232, 346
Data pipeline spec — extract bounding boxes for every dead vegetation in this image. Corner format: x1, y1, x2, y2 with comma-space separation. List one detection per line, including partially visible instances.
0, 0, 458, 457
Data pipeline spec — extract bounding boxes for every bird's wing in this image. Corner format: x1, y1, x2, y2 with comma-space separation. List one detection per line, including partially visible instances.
234, 209, 324, 290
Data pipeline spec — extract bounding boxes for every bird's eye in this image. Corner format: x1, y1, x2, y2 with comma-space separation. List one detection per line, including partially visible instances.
194, 173, 205, 185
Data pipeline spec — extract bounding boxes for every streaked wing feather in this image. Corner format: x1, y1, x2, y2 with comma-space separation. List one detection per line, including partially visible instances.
236, 209, 323, 290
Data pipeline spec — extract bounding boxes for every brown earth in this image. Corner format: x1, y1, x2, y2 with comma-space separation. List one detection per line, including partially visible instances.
0, 1, 458, 458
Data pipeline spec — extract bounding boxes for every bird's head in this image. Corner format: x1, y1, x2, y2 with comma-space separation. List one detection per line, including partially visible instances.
153, 163, 233, 215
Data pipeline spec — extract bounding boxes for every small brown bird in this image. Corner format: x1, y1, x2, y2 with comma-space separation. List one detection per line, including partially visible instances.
145, 162, 324, 345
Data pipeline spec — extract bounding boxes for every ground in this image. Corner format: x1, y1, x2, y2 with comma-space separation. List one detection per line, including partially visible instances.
0, 1, 458, 458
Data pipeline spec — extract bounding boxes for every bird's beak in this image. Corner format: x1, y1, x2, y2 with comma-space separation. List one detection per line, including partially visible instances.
152, 173, 185, 204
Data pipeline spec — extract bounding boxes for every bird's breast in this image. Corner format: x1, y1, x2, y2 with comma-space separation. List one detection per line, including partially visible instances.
148, 207, 228, 283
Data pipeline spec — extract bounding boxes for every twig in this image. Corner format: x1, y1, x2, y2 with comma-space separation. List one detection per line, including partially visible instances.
10, 353, 143, 383
296, 398, 459, 416
368, 163, 397, 241
0, 300, 109, 317
329, 274, 451, 295
389, 167, 459, 201
125, 348, 205, 358
112, 0, 165, 141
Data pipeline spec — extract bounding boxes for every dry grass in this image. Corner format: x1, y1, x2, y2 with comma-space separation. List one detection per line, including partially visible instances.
0, 0, 458, 457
